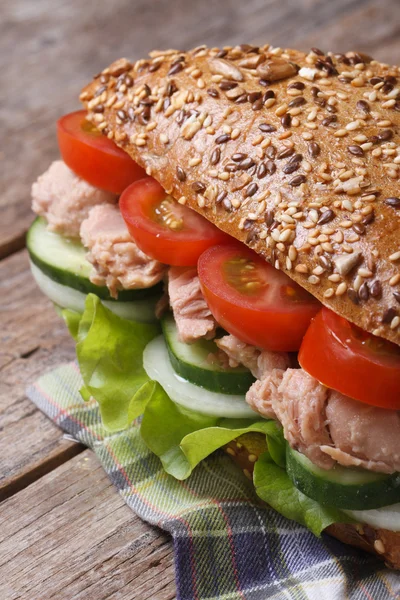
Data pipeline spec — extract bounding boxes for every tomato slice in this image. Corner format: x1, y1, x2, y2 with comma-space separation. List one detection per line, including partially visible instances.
299, 307, 400, 409
120, 177, 231, 266
57, 110, 145, 194
198, 244, 320, 351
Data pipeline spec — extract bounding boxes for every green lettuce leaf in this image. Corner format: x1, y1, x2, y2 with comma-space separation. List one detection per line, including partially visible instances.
139, 380, 281, 479
61, 308, 81, 341
75, 294, 159, 431
254, 452, 352, 536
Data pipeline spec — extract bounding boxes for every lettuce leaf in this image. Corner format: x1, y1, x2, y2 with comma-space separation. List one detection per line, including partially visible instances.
139, 380, 282, 479
73, 294, 159, 431
254, 453, 352, 536
62, 308, 81, 341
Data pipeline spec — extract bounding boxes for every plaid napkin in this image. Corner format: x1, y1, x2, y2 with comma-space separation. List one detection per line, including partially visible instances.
27, 361, 400, 600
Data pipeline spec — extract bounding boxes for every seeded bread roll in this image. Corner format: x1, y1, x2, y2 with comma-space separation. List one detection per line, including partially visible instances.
81, 44, 400, 345
224, 435, 400, 570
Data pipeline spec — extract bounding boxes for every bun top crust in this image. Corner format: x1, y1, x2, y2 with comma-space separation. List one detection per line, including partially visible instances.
80, 44, 400, 345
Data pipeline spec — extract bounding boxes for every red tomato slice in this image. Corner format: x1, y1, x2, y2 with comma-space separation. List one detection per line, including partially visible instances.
120, 177, 231, 266
198, 244, 320, 351
57, 110, 145, 194
299, 307, 400, 409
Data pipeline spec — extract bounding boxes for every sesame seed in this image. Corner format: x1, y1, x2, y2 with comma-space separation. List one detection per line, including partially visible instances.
280, 229, 294, 243
382, 307, 398, 324
248, 133, 263, 147
176, 166, 186, 182
336, 282, 348, 296
348, 145, 364, 156
210, 147, 221, 165
264, 97, 276, 108
317, 209, 335, 225
385, 197, 400, 208
207, 88, 219, 98
259, 123, 277, 133
377, 119, 392, 127
358, 282, 369, 301
295, 264, 309, 274
218, 172, 230, 181
390, 274, 400, 286
192, 181, 206, 194
308, 275, 320, 285
275, 103, 289, 117
168, 62, 184, 76
244, 183, 259, 197
276, 147, 294, 160
238, 157, 256, 170
370, 280, 382, 298
389, 251, 400, 262
216, 133, 230, 144
289, 174, 306, 187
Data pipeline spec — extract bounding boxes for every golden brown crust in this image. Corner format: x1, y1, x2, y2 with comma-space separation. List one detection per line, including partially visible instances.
81, 44, 400, 345
224, 435, 400, 570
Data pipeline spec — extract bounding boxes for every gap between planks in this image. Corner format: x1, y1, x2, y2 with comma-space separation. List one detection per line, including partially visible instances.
0, 450, 176, 600
0, 249, 83, 500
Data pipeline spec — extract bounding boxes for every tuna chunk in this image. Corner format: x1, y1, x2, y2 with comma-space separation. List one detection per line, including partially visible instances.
257, 348, 291, 378
215, 334, 290, 379
215, 335, 260, 375
274, 369, 334, 468
321, 392, 400, 474
215, 334, 290, 420
168, 267, 217, 344
247, 363, 400, 474
80, 204, 166, 298
32, 161, 117, 237
246, 370, 284, 420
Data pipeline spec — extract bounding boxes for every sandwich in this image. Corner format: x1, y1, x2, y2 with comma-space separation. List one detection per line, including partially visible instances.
28, 43, 400, 569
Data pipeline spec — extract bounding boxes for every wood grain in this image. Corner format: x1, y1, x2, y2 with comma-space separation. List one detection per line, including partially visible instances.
0, 249, 83, 500
0, 450, 176, 600
1, 0, 399, 258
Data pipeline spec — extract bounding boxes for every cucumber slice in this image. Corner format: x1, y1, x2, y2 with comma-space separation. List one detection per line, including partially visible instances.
143, 335, 257, 418
27, 218, 162, 301
161, 314, 255, 395
30, 261, 158, 323
344, 503, 400, 532
286, 445, 400, 510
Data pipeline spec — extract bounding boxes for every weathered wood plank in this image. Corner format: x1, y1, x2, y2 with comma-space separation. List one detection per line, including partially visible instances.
1, 0, 399, 257
0, 249, 83, 500
0, 450, 176, 600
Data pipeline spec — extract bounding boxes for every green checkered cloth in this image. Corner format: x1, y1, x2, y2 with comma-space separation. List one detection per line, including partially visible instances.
27, 362, 400, 600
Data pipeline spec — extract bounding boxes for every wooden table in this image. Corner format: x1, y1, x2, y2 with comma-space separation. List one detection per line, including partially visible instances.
1, 1, 399, 597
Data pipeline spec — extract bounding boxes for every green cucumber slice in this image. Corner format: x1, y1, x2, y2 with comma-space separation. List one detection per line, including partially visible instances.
143, 335, 256, 418
30, 261, 159, 323
286, 444, 400, 510
161, 314, 255, 395
27, 217, 162, 301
